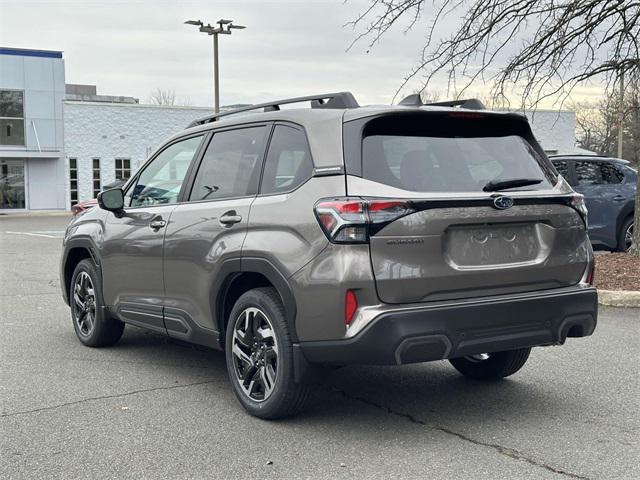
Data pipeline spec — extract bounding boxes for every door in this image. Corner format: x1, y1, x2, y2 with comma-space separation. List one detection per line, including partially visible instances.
162, 125, 269, 342
572, 160, 626, 247
101, 134, 205, 331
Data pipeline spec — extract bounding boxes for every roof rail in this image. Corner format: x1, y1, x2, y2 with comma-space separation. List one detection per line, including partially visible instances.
398, 94, 486, 110
187, 92, 359, 128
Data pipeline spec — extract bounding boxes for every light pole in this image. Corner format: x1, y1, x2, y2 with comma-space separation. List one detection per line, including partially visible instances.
185, 19, 246, 113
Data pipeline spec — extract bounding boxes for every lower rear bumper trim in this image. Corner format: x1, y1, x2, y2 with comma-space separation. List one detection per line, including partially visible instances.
299, 287, 598, 366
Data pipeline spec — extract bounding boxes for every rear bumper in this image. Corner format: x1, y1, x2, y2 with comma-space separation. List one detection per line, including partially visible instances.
299, 287, 598, 366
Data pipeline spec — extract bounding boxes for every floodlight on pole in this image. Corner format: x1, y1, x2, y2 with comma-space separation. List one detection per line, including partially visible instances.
184, 18, 245, 112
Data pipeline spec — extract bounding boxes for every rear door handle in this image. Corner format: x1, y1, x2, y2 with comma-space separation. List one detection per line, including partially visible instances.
150, 219, 166, 230
220, 212, 242, 226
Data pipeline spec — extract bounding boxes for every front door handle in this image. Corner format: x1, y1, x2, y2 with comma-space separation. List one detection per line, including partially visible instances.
613, 195, 625, 202
150, 218, 167, 230
220, 212, 242, 226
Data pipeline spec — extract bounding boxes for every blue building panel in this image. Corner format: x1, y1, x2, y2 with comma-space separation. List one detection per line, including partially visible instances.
0, 47, 63, 59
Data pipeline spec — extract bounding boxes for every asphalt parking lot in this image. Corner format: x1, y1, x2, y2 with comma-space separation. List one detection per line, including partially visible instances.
1, 214, 638, 480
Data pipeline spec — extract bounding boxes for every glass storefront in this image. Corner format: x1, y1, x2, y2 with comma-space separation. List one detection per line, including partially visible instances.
0, 159, 26, 209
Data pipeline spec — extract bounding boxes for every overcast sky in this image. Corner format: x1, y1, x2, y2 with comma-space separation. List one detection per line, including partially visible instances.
0, 0, 603, 108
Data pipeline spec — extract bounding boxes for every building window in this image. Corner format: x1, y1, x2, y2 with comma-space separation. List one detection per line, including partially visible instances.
0, 159, 26, 209
115, 158, 131, 181
92, 158, 101, 197
69, 158, 78, 205
0, 90, 25, 146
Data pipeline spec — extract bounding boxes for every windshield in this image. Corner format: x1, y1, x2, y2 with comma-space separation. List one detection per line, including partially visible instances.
359, 114, 555, 193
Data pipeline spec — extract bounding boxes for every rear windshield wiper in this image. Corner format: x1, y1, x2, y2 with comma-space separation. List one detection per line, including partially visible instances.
483, 178, 543, 192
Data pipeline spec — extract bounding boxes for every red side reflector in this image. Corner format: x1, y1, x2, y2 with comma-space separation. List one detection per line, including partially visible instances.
345, 290, 357, 326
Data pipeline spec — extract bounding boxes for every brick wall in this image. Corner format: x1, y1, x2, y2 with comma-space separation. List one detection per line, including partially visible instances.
63, 101, 213, 202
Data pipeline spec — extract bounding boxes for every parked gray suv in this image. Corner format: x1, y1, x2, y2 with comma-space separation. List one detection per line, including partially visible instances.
60, 92, 598, 418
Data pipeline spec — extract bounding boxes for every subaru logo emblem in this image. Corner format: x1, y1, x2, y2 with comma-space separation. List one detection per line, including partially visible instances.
493, 196, 514, 210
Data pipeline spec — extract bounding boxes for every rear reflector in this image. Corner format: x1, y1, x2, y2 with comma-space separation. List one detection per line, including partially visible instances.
345, 290, 358, 325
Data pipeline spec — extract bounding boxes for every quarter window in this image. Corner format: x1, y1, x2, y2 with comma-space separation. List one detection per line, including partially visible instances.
598, 162, 624, 184
115, 158, 131, 180
189, 127, 267, 201
0, 90, 25, 146
128, 135, 203, 207
261, 125, 313, 195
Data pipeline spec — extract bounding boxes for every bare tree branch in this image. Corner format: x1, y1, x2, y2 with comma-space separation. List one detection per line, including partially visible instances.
348, 0, 640, 108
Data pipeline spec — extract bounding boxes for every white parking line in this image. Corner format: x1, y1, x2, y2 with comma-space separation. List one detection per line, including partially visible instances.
5, 231, 63, 239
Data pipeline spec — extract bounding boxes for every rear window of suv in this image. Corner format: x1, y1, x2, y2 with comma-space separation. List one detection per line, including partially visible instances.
357, 113, 555, 193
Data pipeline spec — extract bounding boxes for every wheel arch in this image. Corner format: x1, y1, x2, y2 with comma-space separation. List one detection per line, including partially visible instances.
61, 238, 101, 305
215, 257, 298, 346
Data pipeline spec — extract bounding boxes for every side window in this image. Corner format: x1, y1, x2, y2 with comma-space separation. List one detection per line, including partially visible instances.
574, 161, 601, 186
598, 162, 624, 184
127, 135, 203, 207
552, 160, 569, 179
261, 125, 313, 195
189, 126, 266, 201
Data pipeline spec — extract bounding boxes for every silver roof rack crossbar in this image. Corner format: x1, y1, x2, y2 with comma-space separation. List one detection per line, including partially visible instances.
398, 94, 486, 110
187, 91, 359, 128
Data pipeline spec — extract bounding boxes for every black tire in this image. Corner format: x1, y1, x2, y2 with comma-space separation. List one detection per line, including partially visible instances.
225, 287, 309, 419
70, 259, 124, 347
617, 216, 634, 252
449, 348, 531, 380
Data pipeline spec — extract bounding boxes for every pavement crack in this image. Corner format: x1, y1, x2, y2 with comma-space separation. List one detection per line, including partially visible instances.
333, 387, 591, 480
1, 379, 216, 418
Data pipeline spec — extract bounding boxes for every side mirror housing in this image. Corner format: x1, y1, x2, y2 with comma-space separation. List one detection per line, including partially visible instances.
97, 188, 125, 215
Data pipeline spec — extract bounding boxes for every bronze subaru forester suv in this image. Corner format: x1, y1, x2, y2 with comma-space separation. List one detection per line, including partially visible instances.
60, 92, 598, 418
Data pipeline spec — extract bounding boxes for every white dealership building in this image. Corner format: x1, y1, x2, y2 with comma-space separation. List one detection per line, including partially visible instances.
1, 45, 585, 212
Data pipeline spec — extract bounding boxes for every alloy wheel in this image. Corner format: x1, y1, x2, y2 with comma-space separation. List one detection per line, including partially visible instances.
625, 222, 634, 252
231, 307, 279, 402
73, 271, 96, 337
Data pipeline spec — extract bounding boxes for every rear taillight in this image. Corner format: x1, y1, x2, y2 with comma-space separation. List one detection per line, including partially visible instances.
570, 193, 588, 227
315, 198, 415, 243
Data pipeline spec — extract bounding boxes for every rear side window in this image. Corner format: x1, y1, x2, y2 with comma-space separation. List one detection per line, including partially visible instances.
574, 161, 624, 185
358, 114, 554, 193
260, 125, 313, 195
552, 160, 569, 179
189, 126, 267, 201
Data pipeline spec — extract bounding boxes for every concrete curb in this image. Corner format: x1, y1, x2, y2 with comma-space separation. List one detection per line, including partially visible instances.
598, 290, 640, 308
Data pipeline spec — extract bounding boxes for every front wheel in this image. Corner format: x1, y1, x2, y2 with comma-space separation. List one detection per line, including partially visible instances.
225, 287, 309, 419
449, 348, 531, 380
70, 259, 124, 347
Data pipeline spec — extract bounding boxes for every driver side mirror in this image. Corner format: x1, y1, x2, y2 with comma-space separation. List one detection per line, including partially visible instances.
97, 188, 125, 215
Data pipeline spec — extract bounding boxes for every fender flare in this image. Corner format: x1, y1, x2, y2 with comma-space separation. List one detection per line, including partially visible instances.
61, 237, 102, 305
216, 257, 298, 343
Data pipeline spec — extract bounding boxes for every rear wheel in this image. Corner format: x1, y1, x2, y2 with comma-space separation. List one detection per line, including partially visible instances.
70, 259, 124, 347
449, 348, 531, 380
618, 217, 634, 252
225, 287, 309, 419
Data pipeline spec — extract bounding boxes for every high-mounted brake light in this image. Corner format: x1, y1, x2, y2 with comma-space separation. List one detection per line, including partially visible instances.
314, 198, 415, 244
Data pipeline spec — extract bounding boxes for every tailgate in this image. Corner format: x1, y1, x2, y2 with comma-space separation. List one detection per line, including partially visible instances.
369, 203, 589, 303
